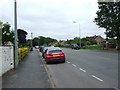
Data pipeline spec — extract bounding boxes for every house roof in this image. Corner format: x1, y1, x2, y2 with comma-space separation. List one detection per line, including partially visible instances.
86, 35, 105, 40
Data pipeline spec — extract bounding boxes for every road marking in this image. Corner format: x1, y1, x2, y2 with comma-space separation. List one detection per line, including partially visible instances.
38, 51, 56, 88
92, 75, 103, 82
72, 64, 77, 67
40, 65, 44, 66
67, 61, 70, 63
79, 68, 86, 72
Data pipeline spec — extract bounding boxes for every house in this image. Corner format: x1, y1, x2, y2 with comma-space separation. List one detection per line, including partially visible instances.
48, 42, 57, 46
95, 36, 106, 45
59, 40, 66, 45
86, 35, 106, 45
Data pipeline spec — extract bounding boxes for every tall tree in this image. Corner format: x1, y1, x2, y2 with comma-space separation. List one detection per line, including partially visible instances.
2, 22, 14, 45
18, 29, 28, 43
32, 36, 57, 46
94, 1, 120, 50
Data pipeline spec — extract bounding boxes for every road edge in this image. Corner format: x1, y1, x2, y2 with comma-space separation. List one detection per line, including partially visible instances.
38, 50, 56, 88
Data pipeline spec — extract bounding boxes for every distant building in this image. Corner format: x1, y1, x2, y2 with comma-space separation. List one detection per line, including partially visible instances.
59, 40, 66, 45
4, 41, 13, 46
48, 42, 57, 46
86, 35, 106, 45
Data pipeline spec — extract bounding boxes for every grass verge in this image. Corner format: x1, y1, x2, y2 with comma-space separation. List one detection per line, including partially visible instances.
81, 45, 106, 50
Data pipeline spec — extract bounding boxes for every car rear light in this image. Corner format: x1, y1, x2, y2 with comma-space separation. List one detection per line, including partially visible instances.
47, 53, 53, 56
60, 52, 64, 56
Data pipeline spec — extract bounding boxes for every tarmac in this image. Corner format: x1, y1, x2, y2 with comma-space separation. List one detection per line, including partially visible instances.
2, 49, 52, 88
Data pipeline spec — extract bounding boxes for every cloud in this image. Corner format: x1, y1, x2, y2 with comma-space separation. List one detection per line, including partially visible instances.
0, 0, 106, 40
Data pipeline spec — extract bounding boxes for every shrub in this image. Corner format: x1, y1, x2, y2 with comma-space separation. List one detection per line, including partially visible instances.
18, 47, 29, 63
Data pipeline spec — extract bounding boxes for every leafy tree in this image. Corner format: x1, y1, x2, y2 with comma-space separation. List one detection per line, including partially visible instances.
33, 37, 40, 46
25, 39, 31, 47
66, 37, 97, 46
2, 22, 14, 45
32, 36, 57, 46
94, 1, 120, 50
107, 38, 117, 44
18, 29, 28, 44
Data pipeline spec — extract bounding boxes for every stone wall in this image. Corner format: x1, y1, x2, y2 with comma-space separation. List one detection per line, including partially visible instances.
0, 46, 14, 76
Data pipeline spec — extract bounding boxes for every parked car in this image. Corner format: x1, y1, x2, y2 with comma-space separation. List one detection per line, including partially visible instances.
39, 46, 45, 52
44, 47, 65, 63
71, 44, 79, 49
42, 47, 49, 58
35, 46, 39, 49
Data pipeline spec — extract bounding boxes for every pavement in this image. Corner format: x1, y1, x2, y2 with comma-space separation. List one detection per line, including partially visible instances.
46, 48, 118, 88
2, 49, 52, 88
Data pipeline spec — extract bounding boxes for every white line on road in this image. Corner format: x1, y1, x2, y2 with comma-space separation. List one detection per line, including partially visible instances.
72, 64, 77, 67
79, 68, 86, 72
92, 75, 103, 82
66, 61, 70, 63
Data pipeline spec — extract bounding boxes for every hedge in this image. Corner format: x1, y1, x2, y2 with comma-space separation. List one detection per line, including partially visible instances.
18, 48, 30, 63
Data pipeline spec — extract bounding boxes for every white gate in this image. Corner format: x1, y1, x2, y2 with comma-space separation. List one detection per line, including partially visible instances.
0, 46, 14, 76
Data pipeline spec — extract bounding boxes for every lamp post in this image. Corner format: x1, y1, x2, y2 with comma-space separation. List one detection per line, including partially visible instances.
73, 21, 81, 48
14, 0, 18, 68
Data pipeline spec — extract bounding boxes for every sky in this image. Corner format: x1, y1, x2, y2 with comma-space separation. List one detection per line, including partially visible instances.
0, 0, 106, 40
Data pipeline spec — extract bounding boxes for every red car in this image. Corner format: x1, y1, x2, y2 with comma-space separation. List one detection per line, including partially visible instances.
45, 47, 65, 63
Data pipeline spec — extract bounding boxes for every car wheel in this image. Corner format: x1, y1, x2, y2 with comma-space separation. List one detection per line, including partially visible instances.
63, 59, 65, 63
46, 61, 49, 64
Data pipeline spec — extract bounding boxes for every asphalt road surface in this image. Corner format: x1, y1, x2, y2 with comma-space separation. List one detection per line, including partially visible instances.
45, 48, 118, 88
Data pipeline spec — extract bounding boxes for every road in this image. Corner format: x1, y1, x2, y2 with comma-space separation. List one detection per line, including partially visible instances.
44, 48, 118, 88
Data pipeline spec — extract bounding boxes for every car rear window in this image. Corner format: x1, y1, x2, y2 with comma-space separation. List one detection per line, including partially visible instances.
49, 50, 62, 53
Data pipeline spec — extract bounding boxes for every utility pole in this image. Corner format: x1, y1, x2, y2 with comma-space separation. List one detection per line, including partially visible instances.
14, 0, 18, 68
0, 24, 2, 46
30, 32, 33, 51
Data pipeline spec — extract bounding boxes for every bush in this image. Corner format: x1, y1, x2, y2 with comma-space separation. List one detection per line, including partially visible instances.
18, 47, 30, 63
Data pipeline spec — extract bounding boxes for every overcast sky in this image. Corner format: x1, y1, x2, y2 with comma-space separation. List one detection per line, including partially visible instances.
0, 0, 106, 40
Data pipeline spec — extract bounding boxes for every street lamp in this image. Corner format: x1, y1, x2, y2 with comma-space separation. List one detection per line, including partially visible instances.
72, 21, 81, 48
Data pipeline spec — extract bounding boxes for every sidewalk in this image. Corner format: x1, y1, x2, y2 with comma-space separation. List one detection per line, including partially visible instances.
2, 49, 52, 88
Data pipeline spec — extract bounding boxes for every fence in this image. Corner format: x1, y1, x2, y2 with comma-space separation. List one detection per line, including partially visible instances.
0, 46, 14, 76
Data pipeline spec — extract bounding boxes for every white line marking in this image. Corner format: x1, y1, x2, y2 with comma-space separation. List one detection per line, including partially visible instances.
67, 61, 70, 63
92, 75, 103, 82
79, 68, 86, 72
72, 64, 77, 67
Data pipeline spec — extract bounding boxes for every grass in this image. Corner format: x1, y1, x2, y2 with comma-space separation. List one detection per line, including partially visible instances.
81, 45, 105, 50
56, 44, 106, 50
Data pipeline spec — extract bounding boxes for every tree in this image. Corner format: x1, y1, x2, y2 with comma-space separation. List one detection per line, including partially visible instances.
33, 37, 40, 46
94, 1, 120, 50
2, 22, 14, 45
81, 38, 97, 46
32, 36, 57, 46
18, 29, 28, 43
